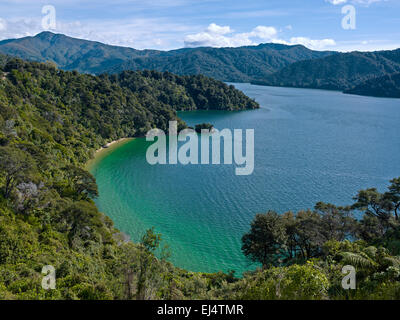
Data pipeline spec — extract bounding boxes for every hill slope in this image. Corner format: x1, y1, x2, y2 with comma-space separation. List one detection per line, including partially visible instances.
345, 72, 400, 98
0, 32, 159, 75
0, 32, 334, 81
253, 49, 400, 91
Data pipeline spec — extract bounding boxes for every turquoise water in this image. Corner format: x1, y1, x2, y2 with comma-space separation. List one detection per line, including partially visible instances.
90, 84, 400, 275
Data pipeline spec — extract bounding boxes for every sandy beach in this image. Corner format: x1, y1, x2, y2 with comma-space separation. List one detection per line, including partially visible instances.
86, 137, 134, 170
95, 138, 131, 153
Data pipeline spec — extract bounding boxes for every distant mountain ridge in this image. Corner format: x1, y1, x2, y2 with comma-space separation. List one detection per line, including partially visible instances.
253, 49, 400, 91
0, 32, 334, 81
0, 32, 158, 74
104, 43, 335, 82
1, 32, 399, 98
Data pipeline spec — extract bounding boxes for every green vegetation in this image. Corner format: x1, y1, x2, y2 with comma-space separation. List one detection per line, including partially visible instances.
252, 50, 400, 92
0, 32, 333, 82
240, 178, 400, 299
107, 44, 333, 83
1, 56, 400, 300
345, 73, 400, 98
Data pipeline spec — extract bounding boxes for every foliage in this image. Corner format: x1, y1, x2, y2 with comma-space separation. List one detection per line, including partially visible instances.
345, 72, 400, 98
241, 211, 288, 268
239, 262, 329, 300
253, 50, 400, 93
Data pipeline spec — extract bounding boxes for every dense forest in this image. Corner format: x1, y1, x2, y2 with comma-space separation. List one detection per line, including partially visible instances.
252, 50, 400, 92
105, 43, 333, 82
1, 57, 400, 300
0, 32, 333, 82
344, 73, 400, 98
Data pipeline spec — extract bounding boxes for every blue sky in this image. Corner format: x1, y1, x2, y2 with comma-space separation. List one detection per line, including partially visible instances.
0, 0, 399, 51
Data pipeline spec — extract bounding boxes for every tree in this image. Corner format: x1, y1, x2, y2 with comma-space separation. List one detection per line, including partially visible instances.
240, 262, 329, 300
352, 181, 400, 241
315, 202, 356, 242
282, 211, 297, 261
135, 228, 164, 300
386, 177, 400, 220
241, 211, 288, 268
64, 165, 98, 199
56, 201, 105, 246
358, 213, 387, 242
352, 188, 393, 222
0, 146, 35, 198
294, 210, 324, 260
141, 227, 162, 253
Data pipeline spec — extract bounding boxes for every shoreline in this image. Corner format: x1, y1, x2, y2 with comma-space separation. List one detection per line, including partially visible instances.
95, 138, 131, 154
86, 137, 134, 170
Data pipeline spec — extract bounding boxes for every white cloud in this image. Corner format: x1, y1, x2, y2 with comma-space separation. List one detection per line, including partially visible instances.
184, 32, 251, 48
333, 39, 400, 52
326, 0, 387, 6
287, 37, 336, 50
0, 16, 199, 49
184, 23, 278, 48
1, 18, 395, 53
206, 23, 232, 35
248, 26, 278, 40
326, 0, 348, 5
184, 23, 336, 50
0, 18, 7, 32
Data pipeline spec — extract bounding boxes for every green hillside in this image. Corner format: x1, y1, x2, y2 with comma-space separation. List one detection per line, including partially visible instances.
345, 72, 400, 98
104, 43, 334, 82
0, 32, 158, 75
0, 32, 333, 81
253, 50, 400, 91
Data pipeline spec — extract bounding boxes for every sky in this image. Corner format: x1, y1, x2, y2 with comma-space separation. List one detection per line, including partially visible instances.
0, 0, 399, 52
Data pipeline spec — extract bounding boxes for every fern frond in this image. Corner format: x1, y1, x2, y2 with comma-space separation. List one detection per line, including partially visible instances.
340, 252, 377, 270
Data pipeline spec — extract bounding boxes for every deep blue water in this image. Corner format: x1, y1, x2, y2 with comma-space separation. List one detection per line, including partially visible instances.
91, 84, 400, 275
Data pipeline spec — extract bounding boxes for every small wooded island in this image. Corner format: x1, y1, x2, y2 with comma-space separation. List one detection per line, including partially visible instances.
195, 123, 215, 133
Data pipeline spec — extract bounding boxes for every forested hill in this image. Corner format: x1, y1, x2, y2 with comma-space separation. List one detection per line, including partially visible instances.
0, 32, 158, 75
252, 49, 400, 91
344, 72, 400, 98
0, 57, 258, 148
103, 43, 334, 82
0, 32, 334, 81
